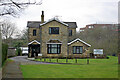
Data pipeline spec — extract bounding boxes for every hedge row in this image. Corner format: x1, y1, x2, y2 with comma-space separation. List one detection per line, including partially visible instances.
2, 43, 8, 65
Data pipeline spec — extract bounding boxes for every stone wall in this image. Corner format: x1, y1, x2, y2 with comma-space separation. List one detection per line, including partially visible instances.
68, 28, 76, 36
68, 28, 76, 41
41, 21, 68, 57
28, 27, 40, 42
68, 41, 90, 58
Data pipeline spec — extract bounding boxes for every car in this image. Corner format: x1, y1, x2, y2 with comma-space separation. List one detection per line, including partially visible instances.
20, 47, 28, 56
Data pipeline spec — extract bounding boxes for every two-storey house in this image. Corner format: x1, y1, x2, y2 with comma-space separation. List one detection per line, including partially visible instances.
27, 11, 91, 58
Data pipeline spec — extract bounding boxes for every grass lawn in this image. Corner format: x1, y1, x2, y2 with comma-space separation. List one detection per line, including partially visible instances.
20, 56, 119, 78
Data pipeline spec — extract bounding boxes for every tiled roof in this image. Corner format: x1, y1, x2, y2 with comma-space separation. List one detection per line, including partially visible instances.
27, 21, 41, 28
47, 39, 62, 44
47, 40, 62, 43
64, 22, 77, 28
27, 18, 77, 28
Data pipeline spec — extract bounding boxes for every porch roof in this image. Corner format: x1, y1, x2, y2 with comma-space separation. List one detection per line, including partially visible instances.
68, 38, 91, 47
28, 40, 40, 45
47, 39, 62, 44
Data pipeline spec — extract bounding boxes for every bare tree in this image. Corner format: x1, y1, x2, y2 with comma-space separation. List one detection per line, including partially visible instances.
0, 0, 42, 16
21, 28, 28, 40
78, 26, 118, 55
1, 20, 16, 40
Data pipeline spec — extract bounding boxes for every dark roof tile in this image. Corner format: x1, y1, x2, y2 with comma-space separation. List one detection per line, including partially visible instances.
27, 21, 77, 28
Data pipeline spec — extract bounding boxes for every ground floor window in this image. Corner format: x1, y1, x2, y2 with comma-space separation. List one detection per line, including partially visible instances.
47, 44, 61, 54
73, 46, 83, 54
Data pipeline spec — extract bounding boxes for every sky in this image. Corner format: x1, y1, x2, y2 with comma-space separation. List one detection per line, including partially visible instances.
8, 0, 119, 31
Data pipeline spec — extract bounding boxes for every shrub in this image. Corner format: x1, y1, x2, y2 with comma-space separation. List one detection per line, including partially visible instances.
16, 48, 22, 56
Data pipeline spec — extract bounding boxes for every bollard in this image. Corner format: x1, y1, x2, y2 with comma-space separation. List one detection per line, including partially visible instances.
119, 53, 120, 64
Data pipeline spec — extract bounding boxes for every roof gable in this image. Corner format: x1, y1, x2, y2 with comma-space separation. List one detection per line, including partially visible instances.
40, 17, 68, 27
68, 38, 91, 47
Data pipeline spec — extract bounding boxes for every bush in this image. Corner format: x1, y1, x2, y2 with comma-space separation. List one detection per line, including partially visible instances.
2, 43, 8, 66
112, 54, 116, 56
106, 56, 109, 59
16, 48, 22, 56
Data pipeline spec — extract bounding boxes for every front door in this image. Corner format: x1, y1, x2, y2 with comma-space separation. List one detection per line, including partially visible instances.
31, 45, 40, 57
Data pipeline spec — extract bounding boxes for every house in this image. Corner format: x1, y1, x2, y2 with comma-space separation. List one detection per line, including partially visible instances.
27, 11, 91, 58
80, 24, 118, 32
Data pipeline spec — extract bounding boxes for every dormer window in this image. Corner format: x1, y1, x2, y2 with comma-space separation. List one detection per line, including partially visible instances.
49, 27, 59, 34
33, 29, 36, 36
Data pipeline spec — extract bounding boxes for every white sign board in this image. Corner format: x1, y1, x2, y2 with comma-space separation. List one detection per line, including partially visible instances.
94, 49, 103, 54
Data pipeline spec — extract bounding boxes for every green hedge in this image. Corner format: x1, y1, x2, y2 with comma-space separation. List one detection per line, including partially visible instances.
2, 43, 8, 65
16, 48, 22, 56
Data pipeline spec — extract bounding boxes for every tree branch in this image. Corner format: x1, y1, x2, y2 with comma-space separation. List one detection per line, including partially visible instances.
0, 0, 42, 16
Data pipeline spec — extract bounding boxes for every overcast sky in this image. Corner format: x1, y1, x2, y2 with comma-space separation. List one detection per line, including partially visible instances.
10, 0, 119, 31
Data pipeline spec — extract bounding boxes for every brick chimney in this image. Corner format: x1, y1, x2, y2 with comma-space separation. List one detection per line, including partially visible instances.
41, 11, 44, 23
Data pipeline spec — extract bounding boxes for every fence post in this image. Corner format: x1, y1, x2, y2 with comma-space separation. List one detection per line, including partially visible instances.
118, 53, 120, 64
40, 58, 42, 62
66, 57, 68, 63
44, 58, 46, 62
75, 58, 77, 63
57, 58, 58, 63
87, 59, 89, 64
49, 58, 51, 62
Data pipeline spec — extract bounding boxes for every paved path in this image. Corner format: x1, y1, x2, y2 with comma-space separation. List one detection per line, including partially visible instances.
2, 60, 23, 79
2, 56, 61, 79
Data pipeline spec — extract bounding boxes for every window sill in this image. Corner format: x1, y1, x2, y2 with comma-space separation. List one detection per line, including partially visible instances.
73, 53, 82, 54
47, 53, 60, 54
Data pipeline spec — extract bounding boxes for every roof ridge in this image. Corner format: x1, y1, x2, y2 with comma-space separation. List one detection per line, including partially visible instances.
40, 17, 68, 26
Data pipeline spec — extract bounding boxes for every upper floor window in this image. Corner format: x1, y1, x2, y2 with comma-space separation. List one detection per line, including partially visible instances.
33, 29, 36, 36
49, 27, 59, 34
73, 46, 83, 54
69, 30, 72, 36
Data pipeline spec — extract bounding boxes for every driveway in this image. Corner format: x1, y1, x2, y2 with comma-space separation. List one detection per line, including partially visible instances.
9, 56, 54, 65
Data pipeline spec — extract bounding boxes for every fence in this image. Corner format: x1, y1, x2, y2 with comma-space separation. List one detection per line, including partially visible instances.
36, 58, 90, 64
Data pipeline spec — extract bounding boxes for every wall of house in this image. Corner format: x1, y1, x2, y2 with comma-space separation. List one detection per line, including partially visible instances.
28, 28, 40, 42
68, 28, 76, 36
68, 28, 76, 40
41, 21, 68, 57
68, 41, 90, 58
